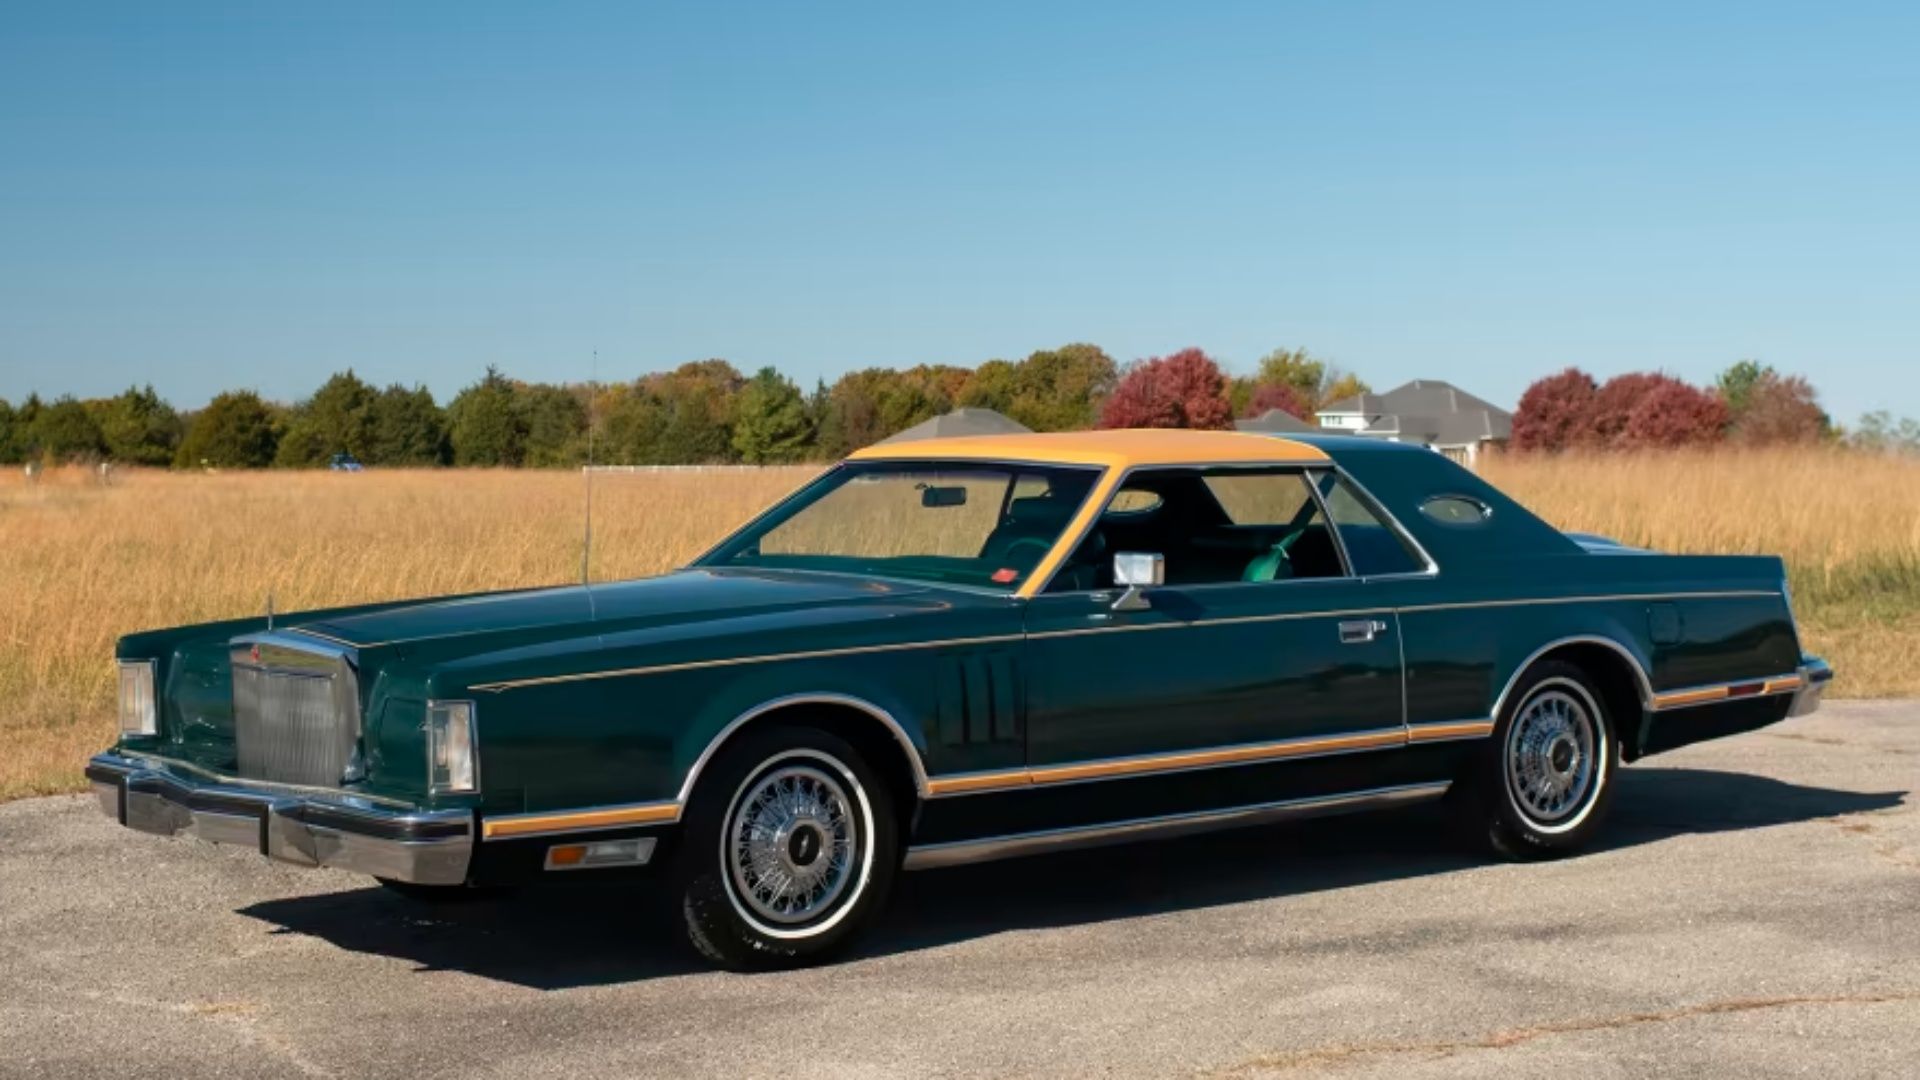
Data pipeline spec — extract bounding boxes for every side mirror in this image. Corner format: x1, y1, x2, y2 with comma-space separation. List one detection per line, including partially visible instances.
1110, 552, 1164, 612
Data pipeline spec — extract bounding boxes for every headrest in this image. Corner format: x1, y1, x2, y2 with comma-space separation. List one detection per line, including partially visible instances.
1005, 494, 1072, 526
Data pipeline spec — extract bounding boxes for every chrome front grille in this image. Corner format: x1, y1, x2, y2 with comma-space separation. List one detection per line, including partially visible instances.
230, 635, 360, 787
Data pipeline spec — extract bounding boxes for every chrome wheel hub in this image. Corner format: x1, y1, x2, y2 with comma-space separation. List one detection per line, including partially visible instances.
727, 764, 858, 925
1506, 689, 1597, 824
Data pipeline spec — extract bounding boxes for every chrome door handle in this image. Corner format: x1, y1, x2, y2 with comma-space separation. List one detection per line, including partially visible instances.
1338, 619, 1388, 644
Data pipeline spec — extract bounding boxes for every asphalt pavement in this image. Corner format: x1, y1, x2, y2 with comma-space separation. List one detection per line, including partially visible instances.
2, 700, 1914, 1079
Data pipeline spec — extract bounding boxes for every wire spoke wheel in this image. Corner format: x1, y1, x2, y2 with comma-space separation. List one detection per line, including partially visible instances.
725, 763, 860, 926
1505, 688, 1599, 826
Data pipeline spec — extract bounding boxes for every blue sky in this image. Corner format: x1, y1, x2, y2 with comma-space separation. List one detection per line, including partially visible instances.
2, 2, 1915, 423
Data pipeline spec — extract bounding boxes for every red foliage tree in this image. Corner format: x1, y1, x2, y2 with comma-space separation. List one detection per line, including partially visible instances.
1098, 348, 1234, 430
1622, 380, 1729, 448
1511, 367, 1598, 452
1584, 372, 1681, 448
1241, 381, 1310, 420
1731, 372, 1827, 444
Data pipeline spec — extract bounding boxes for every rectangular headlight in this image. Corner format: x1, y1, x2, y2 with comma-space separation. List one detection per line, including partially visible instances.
426, 700, 479, 794
117, 660, 157, 737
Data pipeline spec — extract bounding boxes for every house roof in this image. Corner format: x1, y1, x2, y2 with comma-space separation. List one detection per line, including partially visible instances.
1319, 379, 1508, 417
1233, 408, 1321, 434
851, 428, 1330, 469
1316, 379, 1512, 447
874, 407, 1032, 444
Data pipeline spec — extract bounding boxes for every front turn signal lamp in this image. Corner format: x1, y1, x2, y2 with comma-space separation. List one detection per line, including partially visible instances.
117, 660, 157, 737
426, 700, 480, 795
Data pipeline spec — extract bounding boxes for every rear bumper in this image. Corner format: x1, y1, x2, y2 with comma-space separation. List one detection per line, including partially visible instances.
1791, 655, 1833, 717
85, 751, 473, 886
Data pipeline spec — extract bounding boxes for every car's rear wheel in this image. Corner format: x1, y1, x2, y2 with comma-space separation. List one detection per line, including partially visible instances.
1463, 659, 1618, 859
673, 724, 898, 970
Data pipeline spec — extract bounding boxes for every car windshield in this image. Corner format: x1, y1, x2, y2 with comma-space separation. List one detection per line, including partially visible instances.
699, 461, 1101, 590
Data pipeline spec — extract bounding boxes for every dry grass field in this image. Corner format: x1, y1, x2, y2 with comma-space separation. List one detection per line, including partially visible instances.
3, 447, 1915, 800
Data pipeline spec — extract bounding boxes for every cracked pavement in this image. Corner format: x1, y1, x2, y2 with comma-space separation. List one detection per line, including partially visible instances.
2, 700, 1914, 1079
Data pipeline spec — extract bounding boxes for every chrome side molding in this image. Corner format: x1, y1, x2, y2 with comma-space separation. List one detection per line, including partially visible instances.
901, 781, 1450, 871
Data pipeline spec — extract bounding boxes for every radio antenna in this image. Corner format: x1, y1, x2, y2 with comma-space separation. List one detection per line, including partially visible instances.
582, 350, 598, 614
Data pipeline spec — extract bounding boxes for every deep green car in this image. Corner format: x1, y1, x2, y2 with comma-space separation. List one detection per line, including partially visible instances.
90, 429, 1830, 969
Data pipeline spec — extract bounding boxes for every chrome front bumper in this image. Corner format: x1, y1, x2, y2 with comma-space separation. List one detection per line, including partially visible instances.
1791, 656, 1833, 718
86, 751, 473, 886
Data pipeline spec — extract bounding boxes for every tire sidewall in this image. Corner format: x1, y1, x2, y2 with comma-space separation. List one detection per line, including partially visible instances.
675, 725, 898, 969
1483, 660, 1619, 856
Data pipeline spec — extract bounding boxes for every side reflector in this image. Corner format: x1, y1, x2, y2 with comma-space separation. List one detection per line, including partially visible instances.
118, 660, 158, 737
545, 837, 657, 871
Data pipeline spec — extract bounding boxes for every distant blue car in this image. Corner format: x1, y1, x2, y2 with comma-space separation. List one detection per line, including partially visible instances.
328, 453, 364, 472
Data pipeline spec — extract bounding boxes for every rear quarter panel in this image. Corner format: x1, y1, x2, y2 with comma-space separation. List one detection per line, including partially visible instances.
1323, 440, 1802, 742
1385, 551, 1799, 749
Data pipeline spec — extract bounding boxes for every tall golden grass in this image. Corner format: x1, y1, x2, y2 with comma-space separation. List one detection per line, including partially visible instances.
1481, 445, 1920, 702
2, 447, 1913, 800
0, 466, 814, 800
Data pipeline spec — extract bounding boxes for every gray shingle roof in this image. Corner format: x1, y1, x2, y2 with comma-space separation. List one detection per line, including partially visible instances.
874, 407, 1032, 444
1315, 379, 1512, 447
1233, 408, 1321, 433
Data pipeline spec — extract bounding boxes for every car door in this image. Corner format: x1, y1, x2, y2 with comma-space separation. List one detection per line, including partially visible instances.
1020, 466, 1406, 779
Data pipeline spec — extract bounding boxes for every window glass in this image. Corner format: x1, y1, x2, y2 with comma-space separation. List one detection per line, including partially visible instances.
760, 471, 1006, 558
1047, 468, 1348, 591
1203, 473, 1319, 526
1104, 488, 1164, 516
1316, 473, 1427, 576
707, 464, 1098, 591
1420, 495, 1491, 526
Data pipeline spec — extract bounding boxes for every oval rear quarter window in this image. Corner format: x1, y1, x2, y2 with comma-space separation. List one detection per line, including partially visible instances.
1419, 495, 1491, 525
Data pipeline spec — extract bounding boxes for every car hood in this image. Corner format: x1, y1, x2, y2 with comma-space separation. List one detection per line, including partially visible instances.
293, 569, 938, 650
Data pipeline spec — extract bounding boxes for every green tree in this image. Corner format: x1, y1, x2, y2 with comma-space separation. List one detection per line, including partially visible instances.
1254, 348, 1326, 405
365, 384, 447, 465
731, 367, 815, 463
275, 370, 377, 467
1850, 412, 1920, 453
649, 360, 745, 463
175, 391, 279, 468
7, 395, 43, 461
1715, 360, 1770, 418
0, 398, 16, 464
812, 376, 871, 458
31, 395, 107, 461
602, 382, 669, 463
517, 383, 589, 467
447, 366, 527, 466
1232, 348, 1362, 417
1319, 370, 1370, 409
957, 359, 1019, 414
1000, 344, 1116, 430
815, 368, 933, 454
93, 385, 183, 465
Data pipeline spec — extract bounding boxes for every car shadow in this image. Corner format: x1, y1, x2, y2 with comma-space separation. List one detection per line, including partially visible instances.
235, 766, 1904, 989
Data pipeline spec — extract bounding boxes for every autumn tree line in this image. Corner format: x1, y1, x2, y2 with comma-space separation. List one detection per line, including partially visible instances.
2, 345, 1912, 469
0, 345, 1365, 469
1508, 361, 1920, 452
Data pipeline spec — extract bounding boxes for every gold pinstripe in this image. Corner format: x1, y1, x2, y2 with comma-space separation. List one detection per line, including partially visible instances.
465, 591, 1783, 693
481, 801, 681, 840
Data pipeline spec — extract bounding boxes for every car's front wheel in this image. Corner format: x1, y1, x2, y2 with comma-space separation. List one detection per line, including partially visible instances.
1463, 659, 1619, 859
673, 724, 898, 970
